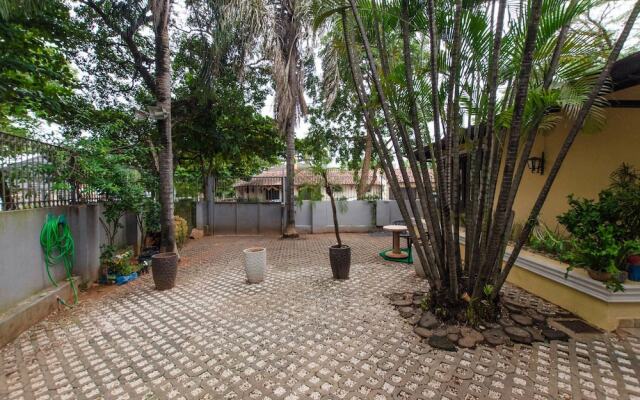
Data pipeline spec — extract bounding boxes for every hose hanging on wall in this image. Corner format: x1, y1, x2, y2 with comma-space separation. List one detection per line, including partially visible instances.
40, 214, 78, 306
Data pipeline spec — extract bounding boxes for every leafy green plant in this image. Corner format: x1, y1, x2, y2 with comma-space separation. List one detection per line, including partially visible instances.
528, 223, 571, 261
622, 240, 640, 260
564, 225, 624, 292
100, 247, 134, 277
558, 163, 640, 244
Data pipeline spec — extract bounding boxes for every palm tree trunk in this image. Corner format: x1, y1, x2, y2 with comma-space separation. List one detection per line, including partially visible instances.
323, 171, 342, 247
474, 0, 543, 297
347, 1, 441, 281
283, 119, 298, 237
340, 9, 437, 283
152, 0, 176, 253
356, 132, 372, 199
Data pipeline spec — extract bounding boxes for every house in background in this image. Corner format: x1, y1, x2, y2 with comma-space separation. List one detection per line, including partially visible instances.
234, 165, 384, 202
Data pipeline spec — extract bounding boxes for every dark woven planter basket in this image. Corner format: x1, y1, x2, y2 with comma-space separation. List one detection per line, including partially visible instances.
152, 252, 178, 290
329, 245, 351, 280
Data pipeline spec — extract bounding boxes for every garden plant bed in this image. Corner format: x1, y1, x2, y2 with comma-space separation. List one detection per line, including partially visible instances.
388, 288, 573, 350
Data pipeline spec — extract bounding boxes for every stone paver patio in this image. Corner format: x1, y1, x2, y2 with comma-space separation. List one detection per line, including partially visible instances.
2, 233, 640, 400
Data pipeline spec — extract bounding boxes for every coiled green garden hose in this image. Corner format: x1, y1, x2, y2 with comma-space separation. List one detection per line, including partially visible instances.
40, 214, 78, 306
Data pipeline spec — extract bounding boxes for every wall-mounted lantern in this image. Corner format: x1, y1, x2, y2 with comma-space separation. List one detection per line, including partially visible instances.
527, 152, 545, 175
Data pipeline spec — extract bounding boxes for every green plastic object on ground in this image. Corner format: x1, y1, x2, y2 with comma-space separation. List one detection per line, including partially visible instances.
379, 247, 414, 264
39, 214, 78, 306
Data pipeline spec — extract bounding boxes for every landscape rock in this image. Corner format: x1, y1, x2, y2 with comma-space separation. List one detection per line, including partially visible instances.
498, 317, 515, 328
526, 310, 546, 325
418, 312, 440, 329
457, 335, 477, 348
407, 313, 421, 325
190, 228, 204, 240
447, 333, 460, 342
483, 328, 508, 346
504, 299, 526, 312
524, 327, 544, 342
460, 327, 484, 343
398, 307, 416, 318
542, 328, 569, 341
432, 328, 447, 336
446, 326, 460, 335
414, 326, 432, 338
428, 335, 457, 351
504, 326, 533, 344
511, 314, 533, 326
390, 294, 413, 307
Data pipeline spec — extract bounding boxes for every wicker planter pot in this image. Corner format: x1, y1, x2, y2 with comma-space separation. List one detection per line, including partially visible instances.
151, 252, 178, 290
329, 245, 351, 280
244, 247, 266, 284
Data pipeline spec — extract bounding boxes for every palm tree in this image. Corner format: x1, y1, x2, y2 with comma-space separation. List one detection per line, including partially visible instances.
272, 0, 309, 238
313, 0, 640, 319
231, 0, 310, 237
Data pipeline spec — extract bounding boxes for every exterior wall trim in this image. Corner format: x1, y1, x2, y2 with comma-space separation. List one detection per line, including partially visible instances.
459, 233, 640, 303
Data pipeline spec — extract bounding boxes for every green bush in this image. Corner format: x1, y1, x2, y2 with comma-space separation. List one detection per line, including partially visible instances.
558, 164, 640, 292
100, 246, 134, 277
174, 216, 189, 249
528, 223, 570, 261
558, 163, 640, 243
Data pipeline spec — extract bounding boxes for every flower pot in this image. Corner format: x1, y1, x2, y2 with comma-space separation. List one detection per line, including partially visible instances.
329, 245, 351, 280
629, 264, 640, 281
151, 252, 178, 290
587, 268, 628, 283
628, 255, 640, 266
243, 247, 266, 283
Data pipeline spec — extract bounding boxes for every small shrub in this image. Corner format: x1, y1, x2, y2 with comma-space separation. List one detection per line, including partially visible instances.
174, 215, 189, 249
100, 247, 134, 277
528, 223, 570, 261
564, 225, 626, 292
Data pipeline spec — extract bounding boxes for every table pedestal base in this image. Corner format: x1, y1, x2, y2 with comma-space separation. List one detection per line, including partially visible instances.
385, 250, 408, 259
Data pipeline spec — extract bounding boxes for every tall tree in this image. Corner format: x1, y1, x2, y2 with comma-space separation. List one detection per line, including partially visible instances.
314, 0, 640, 320
273, 0, 309, 238
0, 0, 79, 133
81, 0, 176, 252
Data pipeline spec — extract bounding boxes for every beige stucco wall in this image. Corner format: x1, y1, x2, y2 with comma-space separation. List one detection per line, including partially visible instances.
511, 84, 640, 230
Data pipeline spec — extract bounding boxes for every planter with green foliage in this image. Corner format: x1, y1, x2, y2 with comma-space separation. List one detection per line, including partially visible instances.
320, 169, 351, 280
560, 164, 640, 291
300, 140, 351, 279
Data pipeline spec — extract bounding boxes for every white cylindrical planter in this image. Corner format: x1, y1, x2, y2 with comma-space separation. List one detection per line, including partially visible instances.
243, 247, 266, 283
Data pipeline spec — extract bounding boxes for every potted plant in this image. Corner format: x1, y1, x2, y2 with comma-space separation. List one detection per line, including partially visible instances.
564, 225, 626, 292
624, 240, 640, 281
243, 247, 267, 283
320, 168, 350, 279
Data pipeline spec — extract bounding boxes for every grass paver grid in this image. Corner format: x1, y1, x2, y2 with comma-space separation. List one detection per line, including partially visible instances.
1, 233, 640, 399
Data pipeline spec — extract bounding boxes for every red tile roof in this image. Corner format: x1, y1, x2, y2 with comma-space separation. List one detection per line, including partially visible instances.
234, 165, 382, 187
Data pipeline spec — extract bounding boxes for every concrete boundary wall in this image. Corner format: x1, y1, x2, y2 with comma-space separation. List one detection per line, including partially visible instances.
199, 200, 415, 235
0, 204, 135, 313
295, 200, 377, 234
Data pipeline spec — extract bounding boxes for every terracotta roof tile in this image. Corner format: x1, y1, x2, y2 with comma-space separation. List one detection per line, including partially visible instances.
234, 165, 381, 187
